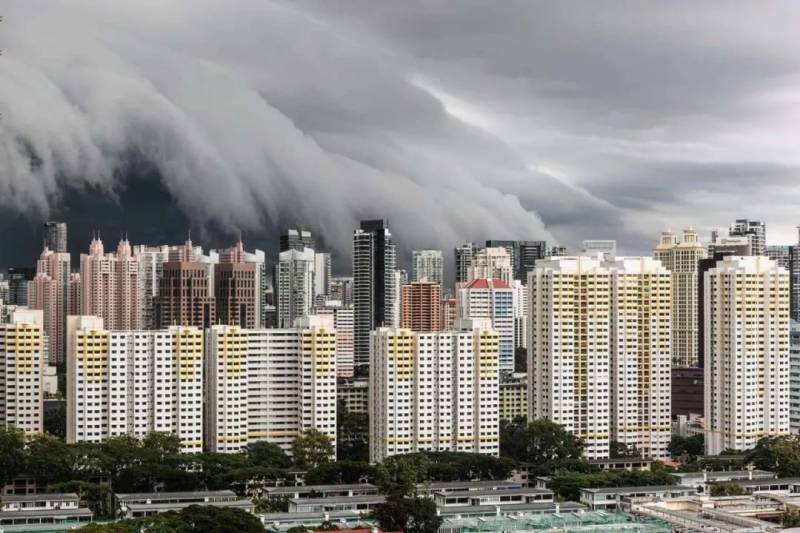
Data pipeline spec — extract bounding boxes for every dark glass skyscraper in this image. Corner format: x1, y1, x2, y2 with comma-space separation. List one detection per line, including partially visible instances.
353, 219, 396, 368
43, 221, 67, 253
280, 229, 314, 252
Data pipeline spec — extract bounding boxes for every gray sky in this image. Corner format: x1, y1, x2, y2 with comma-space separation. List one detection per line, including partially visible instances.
1, 0, 799, 264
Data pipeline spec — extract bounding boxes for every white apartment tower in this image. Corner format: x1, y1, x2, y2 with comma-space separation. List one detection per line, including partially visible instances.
277, 248, 316, 328
468, 247, 513, 284
457, 278, 514, 372
66, 316, 204, 453
704, 256, 790, 455
654, 229, 707, 367
411, 250, 444, 285
205, 321, 337, 454
0, 309, 45, 435
528, 256, 672, 459
369, 325, 499, 462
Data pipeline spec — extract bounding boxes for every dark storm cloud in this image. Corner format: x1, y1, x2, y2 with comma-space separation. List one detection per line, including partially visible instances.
0, 0, 798, 268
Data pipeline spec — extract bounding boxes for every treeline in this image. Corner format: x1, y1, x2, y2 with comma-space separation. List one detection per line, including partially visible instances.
0, 428, 334, 518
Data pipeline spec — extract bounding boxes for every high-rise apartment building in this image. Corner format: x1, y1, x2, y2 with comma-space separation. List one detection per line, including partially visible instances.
441, 297, 456, 331
6, 267, 35, 306
791, 321, 800, 434
767, 246, 790, 269
205, 321, 337, 454
80, 237, 141, 330
518, 241, 548, 281
43, 221, 67, 253
529, 256, 672, 459
276, 248, 315, 328
728, 219, 766, 257
314, 253, 332, 299
329, 277, 353, 307
698, 237, 752, 366
312, 303, 354, 378
411, 250, 443, 285
66, 316, 204, 453
353, 219, 397, 368
654, 229, 707, 367
280, 229, 314, 252
790, 226, 800, 324
511, 280, 527, 351
134, 245, 169, 330
27, 246, 72, 364
0, 309, 45, 435
400, 281, 441, 332
468, 247, 513, 284
704, 256, 790, 455
215, 240, 259, 329
500, 372, 528, 422
457, 278, 514, 371
369, 325, 499, 462
454, 243, 477, 285
155, 240, 216, 329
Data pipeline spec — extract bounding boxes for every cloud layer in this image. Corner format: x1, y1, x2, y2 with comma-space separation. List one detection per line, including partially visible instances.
1, 1, 799, 267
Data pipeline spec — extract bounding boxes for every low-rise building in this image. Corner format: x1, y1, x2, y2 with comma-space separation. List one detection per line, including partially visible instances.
433, 487, 553, 508
671, 469, 776, 493
116, 490, 254, 519
0, 493, 93, 529
288, 495, 384, 514
264, 484, 378, 501
580, 485, 696, 510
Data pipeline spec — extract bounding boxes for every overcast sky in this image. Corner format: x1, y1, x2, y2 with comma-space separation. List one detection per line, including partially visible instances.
1, 1, 799, 267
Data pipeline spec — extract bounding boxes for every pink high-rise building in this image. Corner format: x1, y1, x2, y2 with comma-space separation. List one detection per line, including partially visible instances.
79, 237, 141, 330
27, 246, 72, 364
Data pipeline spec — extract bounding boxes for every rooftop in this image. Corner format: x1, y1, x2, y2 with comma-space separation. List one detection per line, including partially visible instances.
423, 480, 521, 491
266, 484, 377, 495
116, 490, 237, 502
435, 488, 552, 498
1, 493, 79, 503
583, 485, 694, 495
290, 495, 384, 505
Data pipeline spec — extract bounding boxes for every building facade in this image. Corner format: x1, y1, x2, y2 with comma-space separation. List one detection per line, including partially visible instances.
155, 240, 216, 329
529, 256, 672, 459
369, 327, 499, 462
66, 316, 204, 453
43, 221, 67, 253
0, 309, 44, 435
27, 246, 71, 364
276, 248, 315, 328
215, 241, 259, 329
454, 243, 477, 285
80, 237, 141, 330
400, 281, 442, 332
411, 250, 443, 285
654, 229, 707, 367
704, 256, 790, 454
457, 278, 514, 371
728, 219, 766, 257
353, 219, 397, 368
468, 248, 513, 284
205, 322, 337, 454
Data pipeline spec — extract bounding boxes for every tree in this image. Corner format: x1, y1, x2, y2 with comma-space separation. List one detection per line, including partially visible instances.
44, 401, 67, 439
747, 435, 800, 477
0, 426, 25, 486
375, 453, 431, 498
784, 509, 800, 528
500, 418, 586, 475
291, 430, 335, 470
247, 441, 291, 469
668, 435, 704, 460
710, 483, 747, 496
374, 496, 441, 533
610, 441, 639, 459
337, 399, 369, 462
549, 469, 676, 501
26, 433, 74, 484
424, 452, 515, 482
305, 460, 376, 485
79, 505, 264, 532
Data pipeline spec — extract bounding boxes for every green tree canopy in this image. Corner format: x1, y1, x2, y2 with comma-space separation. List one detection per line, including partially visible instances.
291, 430, 335, 470
80, 505, 263, 533
247, 441, 291, 469
0, 426, 26, 486
373, 496, 442, 533
747, 435, 800, 477
500, 417, 586, 475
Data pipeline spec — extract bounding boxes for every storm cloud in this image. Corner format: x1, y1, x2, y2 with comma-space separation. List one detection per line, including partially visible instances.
1, 1, 799, 268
